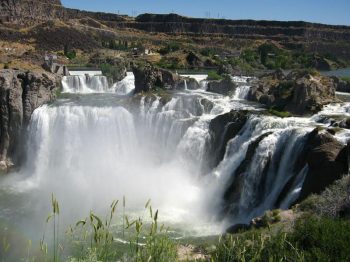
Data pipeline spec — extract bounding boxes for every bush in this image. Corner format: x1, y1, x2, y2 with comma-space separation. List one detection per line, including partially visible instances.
298, 175, 350, 218
207, 71, 224, 80
66, 50, 77, 60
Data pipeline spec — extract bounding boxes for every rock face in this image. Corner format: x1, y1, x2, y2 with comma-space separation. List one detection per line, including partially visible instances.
248, 70, 337, 115
132, 63, 198, 93
298, 129, 349, 200
0, 69, 58, 173
207, 77, 237, 96
0, 0, 126, 25
207, 110, 248, 169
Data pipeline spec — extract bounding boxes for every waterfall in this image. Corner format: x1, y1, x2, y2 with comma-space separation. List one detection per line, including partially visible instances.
62, 75, 110, 93
233, 85, 250, 100
210, 115, 313, 224
2, 73, 347, 240
113, 72, 135, 95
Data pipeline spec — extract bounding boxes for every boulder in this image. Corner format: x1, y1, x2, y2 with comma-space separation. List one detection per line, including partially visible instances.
207, 77, 237, 96
0, 69, 58, 173
298, 129, 349, 200
248, 70, 337, 115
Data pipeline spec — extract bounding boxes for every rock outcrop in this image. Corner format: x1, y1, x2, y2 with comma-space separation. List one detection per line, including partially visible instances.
207, 77, 237, 96
298, 129, 349, 200
248, 70, 337, 115
132, 63, 199, 93
0, 69, 58, 173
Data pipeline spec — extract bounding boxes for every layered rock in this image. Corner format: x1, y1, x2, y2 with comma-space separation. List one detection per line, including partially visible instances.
248, 70, 337, 115
0, 69, 58, 173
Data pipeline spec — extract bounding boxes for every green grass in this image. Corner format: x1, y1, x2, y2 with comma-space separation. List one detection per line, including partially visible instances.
212, 215, 350, 262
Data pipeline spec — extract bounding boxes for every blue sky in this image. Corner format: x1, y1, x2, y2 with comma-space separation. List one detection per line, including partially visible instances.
61, 0, 350, 26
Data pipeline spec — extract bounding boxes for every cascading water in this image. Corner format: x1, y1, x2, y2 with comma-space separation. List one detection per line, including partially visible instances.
112, 72, 135, 95
62, 74, 110, 93
1, 73, 350, 247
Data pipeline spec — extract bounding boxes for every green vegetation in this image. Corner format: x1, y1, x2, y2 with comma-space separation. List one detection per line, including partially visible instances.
207, 70, 224, 80
157, 57, 182, 70
100, 63, 124, 81
158, 42, 181, 55
298, 175, 350, 218
0, 192, 350, 262
341, 76, 350, 83
213, 216, 350, 262
102, 39, 129, 51
268, 108, 292, 118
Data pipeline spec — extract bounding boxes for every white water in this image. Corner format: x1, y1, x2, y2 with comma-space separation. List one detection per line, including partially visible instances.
113, 72, 135, 95
180, 74, 208, 90
62, 75, 110, 93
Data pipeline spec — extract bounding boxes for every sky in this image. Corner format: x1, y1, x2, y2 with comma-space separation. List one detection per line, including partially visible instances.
61, 0, 350, 26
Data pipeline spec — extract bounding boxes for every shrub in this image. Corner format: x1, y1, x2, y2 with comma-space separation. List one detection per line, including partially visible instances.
207, 71, 224, 80
298, 175, 350, 218
66, 50, 77, 60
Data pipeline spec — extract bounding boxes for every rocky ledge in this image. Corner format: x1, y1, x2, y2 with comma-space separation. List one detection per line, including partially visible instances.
132, 63, 199, 93
0, 69, 59, 173
248, 70, 337, 115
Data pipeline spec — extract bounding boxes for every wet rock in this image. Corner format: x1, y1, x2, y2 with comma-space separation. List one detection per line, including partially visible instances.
207, 77, 237, 96
182, 77, 200, 90
248, 70, 337, 115
208, 110, 248, 169
0, 69, 58, 169
200, 98, 214, 113
222, 132, 272, 216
